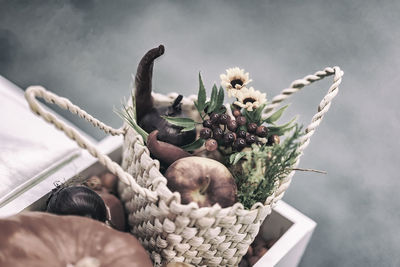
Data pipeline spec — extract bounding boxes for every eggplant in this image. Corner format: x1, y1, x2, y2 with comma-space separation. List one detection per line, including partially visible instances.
135, 45, 196, 146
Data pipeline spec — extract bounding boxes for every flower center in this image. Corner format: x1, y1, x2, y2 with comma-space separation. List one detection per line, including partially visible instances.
230, 79, 243, 88
243, 97, 256, 104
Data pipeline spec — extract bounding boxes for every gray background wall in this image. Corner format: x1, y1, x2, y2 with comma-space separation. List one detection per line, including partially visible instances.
1, 1, 399, 266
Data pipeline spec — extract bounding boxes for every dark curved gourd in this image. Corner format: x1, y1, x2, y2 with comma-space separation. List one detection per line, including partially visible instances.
135, 45, 165, 122
135, 45, 196, 147
147, 130, 191, 167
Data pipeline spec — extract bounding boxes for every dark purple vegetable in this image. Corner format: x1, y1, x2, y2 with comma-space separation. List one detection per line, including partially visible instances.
135, 45, 196, 146
147, 130, 191, 167
46, 186, 107, 222
135, 45, 164, 122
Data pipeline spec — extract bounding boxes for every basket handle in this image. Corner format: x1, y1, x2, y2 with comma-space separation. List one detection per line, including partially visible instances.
24, 86, 158, 202
263, 66, 344, 153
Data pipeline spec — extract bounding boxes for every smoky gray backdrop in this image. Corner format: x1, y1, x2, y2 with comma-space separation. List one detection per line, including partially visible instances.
1, 1, 399, 266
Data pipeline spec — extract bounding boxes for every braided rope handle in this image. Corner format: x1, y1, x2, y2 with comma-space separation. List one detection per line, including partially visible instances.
263, 66, 343, 153
24, 86, 158, 202
263, 66, 343, 206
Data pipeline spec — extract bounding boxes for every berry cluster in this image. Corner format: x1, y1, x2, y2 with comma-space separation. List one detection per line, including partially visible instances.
200, 109, 273, 152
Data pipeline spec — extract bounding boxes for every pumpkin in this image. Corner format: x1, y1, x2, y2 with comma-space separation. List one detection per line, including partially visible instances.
0, 212, 153, 267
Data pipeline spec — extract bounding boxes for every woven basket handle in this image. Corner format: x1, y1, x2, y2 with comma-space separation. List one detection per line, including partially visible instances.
263, 66, 343, 153
24, 86, 158, 202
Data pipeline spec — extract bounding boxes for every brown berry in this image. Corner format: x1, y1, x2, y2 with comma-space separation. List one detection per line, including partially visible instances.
203, 119, 212, 128
231, 132, 237, 141
267, 134, 280, 145
247, 123, 258, 133
237, 130, 247, 138
246, 134, 256, 144
210, 113, 220, 124
213, 128, 224, 140
256, 126, 268, 137
219, 114, 230, 125
233, 138, 246, 150
211, 124, 220, 130
200, 128, 212, 139
236, 116, 247, 126
227, 120, 238, 131
84, 176, 102, 191
223, 131, 235, 145
205, 139, 218, 151
233, 109, 241, 117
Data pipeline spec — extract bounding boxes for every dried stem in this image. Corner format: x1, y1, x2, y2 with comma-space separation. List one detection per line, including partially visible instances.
291, 168, 327, 174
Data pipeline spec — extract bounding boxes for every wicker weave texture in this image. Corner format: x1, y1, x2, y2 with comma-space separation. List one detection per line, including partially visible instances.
119, 127, 273, 266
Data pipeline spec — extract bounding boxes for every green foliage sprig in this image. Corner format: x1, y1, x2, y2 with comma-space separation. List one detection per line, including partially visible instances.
229, 125, 303, 209
194, 73, 226, 118
114, 92, 148, 143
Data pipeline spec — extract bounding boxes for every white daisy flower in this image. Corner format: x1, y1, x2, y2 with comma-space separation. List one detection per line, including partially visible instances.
234, 87, 267, 112
220, 67, 252, 97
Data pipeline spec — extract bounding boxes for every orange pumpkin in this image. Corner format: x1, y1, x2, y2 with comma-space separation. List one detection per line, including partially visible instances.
0, 212, 153, 267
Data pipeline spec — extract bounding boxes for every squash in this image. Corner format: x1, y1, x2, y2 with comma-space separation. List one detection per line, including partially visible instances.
0, 212, 153, 267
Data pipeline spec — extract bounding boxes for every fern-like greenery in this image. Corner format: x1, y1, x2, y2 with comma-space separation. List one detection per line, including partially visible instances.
228, 125, 303, 209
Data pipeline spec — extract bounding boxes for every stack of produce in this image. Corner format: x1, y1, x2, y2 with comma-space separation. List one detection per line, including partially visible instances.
118, 45, 303, 210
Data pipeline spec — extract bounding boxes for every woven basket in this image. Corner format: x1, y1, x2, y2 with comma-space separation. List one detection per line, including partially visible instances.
25, 66, 343, 266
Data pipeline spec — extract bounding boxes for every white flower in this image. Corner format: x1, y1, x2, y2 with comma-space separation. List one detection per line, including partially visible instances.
234, 87, 267, 111
220, 67, 252, 97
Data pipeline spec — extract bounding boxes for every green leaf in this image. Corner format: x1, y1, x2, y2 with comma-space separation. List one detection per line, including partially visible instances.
269, 124, 297, 136
214, 86, 225, 113
197, 73, 207, 112
203, 101, 210, 113
253, 104, 266, 124
264, 105, 289, 124
181, 125, 196, 132
207, 84, 219, 113
114, 104, 148, 143
238, 125, 247, 132
229, 152, 246, 165
242, 109, 254, 123
216, 104, 227, 114
161, 116, 199, 128
267, 116, 297, 135
181, 138, 204, 151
